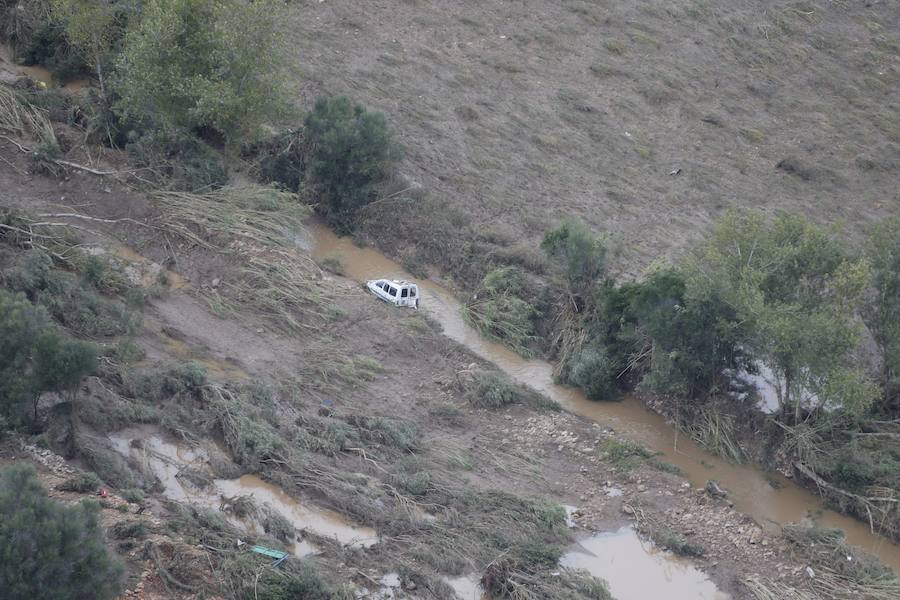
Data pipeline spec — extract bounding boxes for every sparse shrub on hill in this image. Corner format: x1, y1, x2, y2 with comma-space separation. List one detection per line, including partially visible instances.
6, 250, 138, 337
304, 96, 401, 232
0, 464, 123, 600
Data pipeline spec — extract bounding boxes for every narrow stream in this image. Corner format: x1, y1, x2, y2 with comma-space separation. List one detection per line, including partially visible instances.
308, 222, 900, 573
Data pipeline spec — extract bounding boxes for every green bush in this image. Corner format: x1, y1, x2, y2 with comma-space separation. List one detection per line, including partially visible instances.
0, 464, 123, 600
469, 371, 520, 409
542, 220, 609, 296
58, 472, 102, 493
825, 443, 900, 493
120, 488, 144, 503
602, 438, 654, 471
569, 347, 620, 401
6, 250, 138, 337
304, 96, 401, 232
864, 217, 900, 409
650, 527, 704, 557
110, 520, 147, 540
0, 289, 97, 426
32, 328, 98, 403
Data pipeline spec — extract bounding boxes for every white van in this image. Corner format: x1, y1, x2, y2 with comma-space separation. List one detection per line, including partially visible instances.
366, 279, 419, 308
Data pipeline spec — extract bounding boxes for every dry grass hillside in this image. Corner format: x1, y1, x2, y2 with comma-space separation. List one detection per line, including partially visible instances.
286, 0, 899, 280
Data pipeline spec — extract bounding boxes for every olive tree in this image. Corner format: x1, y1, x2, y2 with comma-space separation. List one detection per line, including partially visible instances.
0, 464, 122, 600
692, 212, 877, 421
114, 0, 289, 141
49, 0, 123, 97
863, 217, 900, 409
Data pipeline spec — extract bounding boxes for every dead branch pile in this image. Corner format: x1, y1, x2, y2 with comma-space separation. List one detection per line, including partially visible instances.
153, 186, 334, 332
0, 84, 57, 148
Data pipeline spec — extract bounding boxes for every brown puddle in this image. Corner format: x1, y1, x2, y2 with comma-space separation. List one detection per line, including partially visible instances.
215, 475, 378, 548
1, 44, 89, 91
562, 527, 730, 600
308, 221, 900, 573
109, 427, 377, 554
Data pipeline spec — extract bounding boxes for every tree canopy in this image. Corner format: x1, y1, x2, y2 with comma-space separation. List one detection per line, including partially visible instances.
690, 212, 876, 419
114, 0, 289, 141
304, 96, 400, 232
0, 289, 97, 427
0, 464, 122, 600
863, 216, 900, 410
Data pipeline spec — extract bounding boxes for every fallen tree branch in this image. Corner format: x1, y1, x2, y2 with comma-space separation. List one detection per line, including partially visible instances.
51, 158, 117, 176
0, 135, 31, 153
37, 212, 153, 229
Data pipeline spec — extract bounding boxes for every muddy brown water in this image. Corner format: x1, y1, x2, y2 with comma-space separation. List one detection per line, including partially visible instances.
1, 45, 89, 91
308, 222, 900, 573
108, 427, 378, 555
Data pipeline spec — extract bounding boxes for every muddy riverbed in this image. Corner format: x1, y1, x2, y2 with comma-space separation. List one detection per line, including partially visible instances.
309, 221, 900, 573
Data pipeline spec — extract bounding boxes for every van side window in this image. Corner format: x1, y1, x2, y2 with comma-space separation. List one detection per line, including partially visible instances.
388, 286, 397, 297
409, 287, 417, 297
401, 288, 408, 298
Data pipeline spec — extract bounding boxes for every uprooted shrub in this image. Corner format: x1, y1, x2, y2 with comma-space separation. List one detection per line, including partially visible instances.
124, 127, 227, 191
782, 523, 900, 597
465, 370, 557, 411
463, 266, 540, 357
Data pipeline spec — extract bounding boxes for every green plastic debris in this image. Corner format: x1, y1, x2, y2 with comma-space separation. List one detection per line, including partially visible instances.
251, 545, 288, 560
